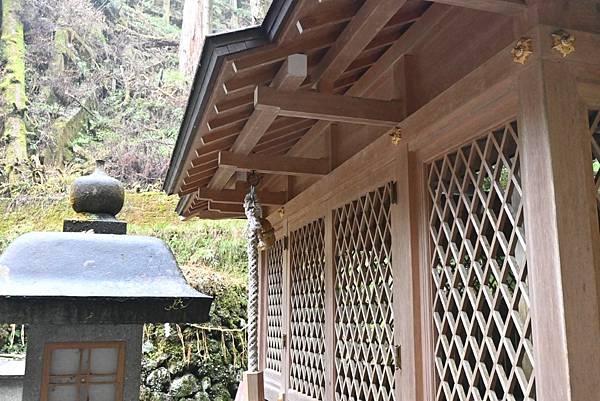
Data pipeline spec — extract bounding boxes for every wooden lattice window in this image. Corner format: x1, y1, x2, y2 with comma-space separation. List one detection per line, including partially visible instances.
41, 342, 125, 401
266, 238, 285, 372
290, 218, 326, 400
427, 122, 536, 401
334, 183, 396, 401
589, 110, 600, 221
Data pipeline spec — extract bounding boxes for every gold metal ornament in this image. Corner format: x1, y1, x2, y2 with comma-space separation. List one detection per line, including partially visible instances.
512, 37, 534, 65
278, 207, 285, 218
390, 127, 402, 145
552, 30, 575, 58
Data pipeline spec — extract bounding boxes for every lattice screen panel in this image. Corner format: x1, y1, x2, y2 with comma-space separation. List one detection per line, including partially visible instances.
266, 239, 285, 372
334, 183, 396, 401
428, 122, 536, 401
290, 219, 326, 400
589, 110, 600, 222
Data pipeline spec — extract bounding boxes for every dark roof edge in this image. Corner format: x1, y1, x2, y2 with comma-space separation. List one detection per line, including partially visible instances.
164, 0, 298, 205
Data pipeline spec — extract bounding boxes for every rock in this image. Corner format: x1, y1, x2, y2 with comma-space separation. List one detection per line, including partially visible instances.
142, 352, 168, 372
142, 356, 158, 372
142, 340, 155, 354
168, 360, 187, 376
146, 367, 171, 391
140, 386, 171, 401
194, 391, 210, 401
200, 376, 211, 391
211, 383, 231, 401
169, 374, 200, 398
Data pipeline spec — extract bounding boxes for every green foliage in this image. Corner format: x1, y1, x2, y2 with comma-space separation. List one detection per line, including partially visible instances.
210, 0, 272, 34
0, 324, 27, 354
0, 192, 247, 274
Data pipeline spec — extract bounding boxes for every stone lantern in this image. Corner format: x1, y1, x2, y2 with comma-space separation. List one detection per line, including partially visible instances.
0, 161, 212, 401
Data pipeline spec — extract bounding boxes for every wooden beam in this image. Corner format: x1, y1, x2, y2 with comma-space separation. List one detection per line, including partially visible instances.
187, 210, 243, 220
347, 4, 453, 98
197, 187, 287, 206
254, 86, 403, 127
208, 201, 245, 214
279, 4, 453, 162
209, 54, 308, 190
312, 0, 408, 92
219, 151, 330, 177
428, 0, 528, 15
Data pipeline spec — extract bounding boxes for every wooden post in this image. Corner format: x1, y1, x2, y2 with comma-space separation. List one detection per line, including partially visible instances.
244, 371, 265, 401
323, 210, 336, 401
518, 59, 600, 401
258, 250, 267, 372
392, 144, 427, 401
281, 220, 291, 398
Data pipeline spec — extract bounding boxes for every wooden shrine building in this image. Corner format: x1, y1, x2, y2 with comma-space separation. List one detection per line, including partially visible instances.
164, 1, 600, 400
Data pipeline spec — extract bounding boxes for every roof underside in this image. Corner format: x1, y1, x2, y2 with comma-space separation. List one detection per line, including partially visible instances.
165, 0, 433, 219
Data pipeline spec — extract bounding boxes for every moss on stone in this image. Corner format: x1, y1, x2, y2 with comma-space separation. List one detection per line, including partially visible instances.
1, 0, 27, 111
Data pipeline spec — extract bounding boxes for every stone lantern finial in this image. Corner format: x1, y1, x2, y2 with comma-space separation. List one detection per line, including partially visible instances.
64, 160, 127, 234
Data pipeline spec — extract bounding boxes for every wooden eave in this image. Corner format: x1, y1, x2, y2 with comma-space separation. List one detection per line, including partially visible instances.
165, 0, 539, 220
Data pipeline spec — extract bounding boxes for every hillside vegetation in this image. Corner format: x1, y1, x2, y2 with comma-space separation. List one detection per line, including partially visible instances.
0, 0, 272, 398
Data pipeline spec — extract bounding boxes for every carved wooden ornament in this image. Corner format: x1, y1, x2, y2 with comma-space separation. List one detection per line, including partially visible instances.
512, 37, 534, 64
552, 30, 575, 58
390, 127, 403, 145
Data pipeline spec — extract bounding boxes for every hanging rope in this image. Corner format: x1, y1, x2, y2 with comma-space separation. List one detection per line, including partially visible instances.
244, 173, 262, 373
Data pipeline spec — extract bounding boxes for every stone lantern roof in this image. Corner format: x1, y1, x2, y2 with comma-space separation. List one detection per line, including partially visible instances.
0, 161, 212, 325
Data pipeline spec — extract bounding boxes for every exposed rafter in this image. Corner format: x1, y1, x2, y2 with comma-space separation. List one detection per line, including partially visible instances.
312, 0, 408, 92
296, 0, 360, 35
208, 54, 308, 190
197, 187, 287, 206
254, 86, 403, 127
219, 151, 330, 177
428, 0, 528, 15
288, 4, 453, 157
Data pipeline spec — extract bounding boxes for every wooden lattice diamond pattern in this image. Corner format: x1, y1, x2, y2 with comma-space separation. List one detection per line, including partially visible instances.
428, 122, 536, 401
334, 183, 396, 401
290, 219, 326, 400
266, 238, 285, 372
589, 110, 600, 220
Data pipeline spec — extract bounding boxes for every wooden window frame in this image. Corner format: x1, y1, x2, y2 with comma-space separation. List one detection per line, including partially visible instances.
41, 341, 126, 401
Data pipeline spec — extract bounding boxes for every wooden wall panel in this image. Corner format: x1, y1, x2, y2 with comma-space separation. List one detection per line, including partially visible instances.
333, 183, 396, 401
289, 219, 326, 401
426, 122, 535, 401
265, 240, 285, 373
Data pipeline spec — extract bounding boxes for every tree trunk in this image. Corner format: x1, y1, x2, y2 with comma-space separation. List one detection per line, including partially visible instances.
178, 0, 210, 79
1, 0, 28, 187
163, 0, 171, 24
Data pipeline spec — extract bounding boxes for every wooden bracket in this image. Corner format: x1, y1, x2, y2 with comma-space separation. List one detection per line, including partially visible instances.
219, 151, 330, 177
197, 187, 287, 207
254, 86, 403, 127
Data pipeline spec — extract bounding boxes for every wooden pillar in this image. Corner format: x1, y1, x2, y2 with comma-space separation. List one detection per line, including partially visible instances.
281, 221, 291, 397
323, 210, 336, 401
244, 372, 265, 401
258, 250, 267, 372
518, 59, 600, 401
392, 144, 421, 401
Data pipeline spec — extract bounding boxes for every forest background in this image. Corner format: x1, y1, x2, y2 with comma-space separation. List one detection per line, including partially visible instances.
0, 0, 271, 399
